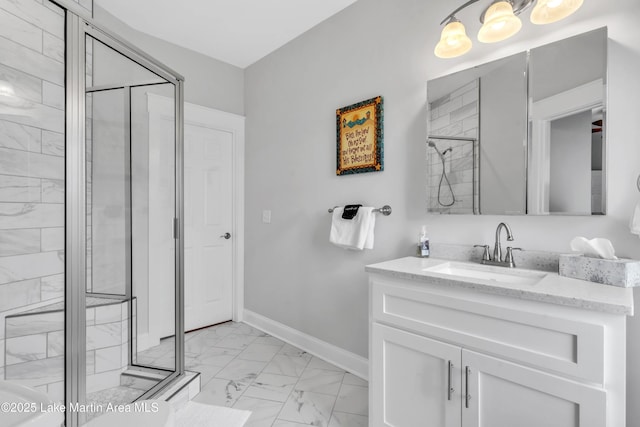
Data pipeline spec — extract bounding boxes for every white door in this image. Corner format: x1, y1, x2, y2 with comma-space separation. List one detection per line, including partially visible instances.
461, 349, 606, 427
371, 323, 461, 427
184, 107, 243, 331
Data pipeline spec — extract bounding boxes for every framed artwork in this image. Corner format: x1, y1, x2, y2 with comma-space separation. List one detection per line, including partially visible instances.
336, 96, 383, 175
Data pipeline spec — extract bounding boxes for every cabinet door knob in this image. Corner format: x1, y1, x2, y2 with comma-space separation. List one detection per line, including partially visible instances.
220, 232, 231, 240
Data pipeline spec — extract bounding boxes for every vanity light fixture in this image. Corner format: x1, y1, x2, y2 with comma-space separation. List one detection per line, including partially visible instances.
434, 0, 584, 58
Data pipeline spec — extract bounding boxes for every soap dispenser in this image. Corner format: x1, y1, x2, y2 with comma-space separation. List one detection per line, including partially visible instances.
418, 225, 430, 258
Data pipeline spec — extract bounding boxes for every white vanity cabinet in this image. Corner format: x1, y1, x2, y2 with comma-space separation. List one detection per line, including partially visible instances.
371, 323, 462, 426
372, 323, 605, 427
462, 348, 605, 427
367, 257, 633, 427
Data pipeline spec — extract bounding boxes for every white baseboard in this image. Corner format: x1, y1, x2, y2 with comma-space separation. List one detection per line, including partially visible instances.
243, 309, 368, 380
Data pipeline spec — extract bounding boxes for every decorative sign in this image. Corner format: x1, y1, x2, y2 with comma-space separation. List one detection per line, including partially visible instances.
336, 96, 383, 175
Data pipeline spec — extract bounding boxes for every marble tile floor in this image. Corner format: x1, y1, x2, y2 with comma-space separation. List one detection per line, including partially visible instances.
85, 385, 146, 421
147, 321, 369, 427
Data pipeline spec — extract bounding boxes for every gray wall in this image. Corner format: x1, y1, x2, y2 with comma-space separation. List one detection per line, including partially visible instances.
93, 4, 244, 115
244, 0, 640, 423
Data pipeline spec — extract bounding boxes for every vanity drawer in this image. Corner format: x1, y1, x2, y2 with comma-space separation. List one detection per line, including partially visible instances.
370, 277, 605, 384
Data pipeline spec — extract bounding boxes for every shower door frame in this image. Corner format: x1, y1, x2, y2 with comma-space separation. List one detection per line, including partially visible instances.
63, 3, 185, 426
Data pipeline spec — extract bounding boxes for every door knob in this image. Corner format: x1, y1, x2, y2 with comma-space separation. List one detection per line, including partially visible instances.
220, 232, 231, 240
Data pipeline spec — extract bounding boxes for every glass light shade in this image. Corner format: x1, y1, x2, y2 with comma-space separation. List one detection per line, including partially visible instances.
435, 21, 472, 59
530, 0, 584, 24
478, 1, 523, 43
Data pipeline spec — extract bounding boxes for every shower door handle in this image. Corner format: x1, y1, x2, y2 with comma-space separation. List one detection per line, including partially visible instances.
220, 232, 231, 240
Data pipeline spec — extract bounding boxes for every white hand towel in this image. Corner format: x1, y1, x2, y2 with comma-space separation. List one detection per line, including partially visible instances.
364, 210, 376, 250
330, 206, 376, 250
631, 201, 640, 236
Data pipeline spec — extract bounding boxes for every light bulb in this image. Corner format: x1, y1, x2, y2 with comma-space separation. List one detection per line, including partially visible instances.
478, 1, 522, 43
531, 0, 584, 24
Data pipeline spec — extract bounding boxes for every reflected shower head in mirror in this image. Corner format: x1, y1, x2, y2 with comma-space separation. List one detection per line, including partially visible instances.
427, 139, 455, 207
427, 140, 452, 159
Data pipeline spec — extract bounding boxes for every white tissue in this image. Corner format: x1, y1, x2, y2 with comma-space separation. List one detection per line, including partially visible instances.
569, 236, 618, 260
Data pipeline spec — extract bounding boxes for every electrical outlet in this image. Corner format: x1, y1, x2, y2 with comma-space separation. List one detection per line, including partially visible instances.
262, 210, 271, 224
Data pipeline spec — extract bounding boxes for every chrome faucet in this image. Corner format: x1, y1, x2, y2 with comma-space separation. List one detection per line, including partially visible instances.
474, 222, 521, 268
493, 222, 513, 263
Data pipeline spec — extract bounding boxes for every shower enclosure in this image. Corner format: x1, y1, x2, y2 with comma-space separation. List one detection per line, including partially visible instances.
0, 1, 184, 426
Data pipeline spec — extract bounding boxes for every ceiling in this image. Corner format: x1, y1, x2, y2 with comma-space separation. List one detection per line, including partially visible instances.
94, 0, 358, 69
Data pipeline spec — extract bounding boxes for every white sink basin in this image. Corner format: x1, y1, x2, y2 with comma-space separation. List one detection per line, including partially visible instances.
424, 262, 546, 286
0, 381, 64, 427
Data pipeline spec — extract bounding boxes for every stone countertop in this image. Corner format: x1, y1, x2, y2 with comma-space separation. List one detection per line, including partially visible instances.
365, 256, 634, 316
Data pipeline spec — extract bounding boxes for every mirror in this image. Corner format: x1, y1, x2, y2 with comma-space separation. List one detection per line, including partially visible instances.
528, 28, 607, 215
427, 27, 607, 215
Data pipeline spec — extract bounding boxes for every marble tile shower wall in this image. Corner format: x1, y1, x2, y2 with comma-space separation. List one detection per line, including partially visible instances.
0, 0, 92, 386
428, 79, 480, 214
85, 301, 129, 397
4, 299, 128, 402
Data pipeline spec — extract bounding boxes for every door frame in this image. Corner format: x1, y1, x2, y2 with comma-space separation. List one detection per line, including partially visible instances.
148, 94, 245, 328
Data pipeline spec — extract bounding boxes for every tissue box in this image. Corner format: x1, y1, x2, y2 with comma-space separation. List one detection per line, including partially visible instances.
559, 254, 640, 287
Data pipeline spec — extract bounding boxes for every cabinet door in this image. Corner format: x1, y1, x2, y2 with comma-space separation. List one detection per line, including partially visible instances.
371, 323, 461, 427
461, 349, 606, 427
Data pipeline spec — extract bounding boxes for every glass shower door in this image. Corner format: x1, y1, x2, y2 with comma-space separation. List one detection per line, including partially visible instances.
78, 28, 182, 424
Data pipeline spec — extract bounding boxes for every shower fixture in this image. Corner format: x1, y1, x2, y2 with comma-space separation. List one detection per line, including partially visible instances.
427, 140, 456, 207
427, 135, 478, 210
428, 140, 453, 159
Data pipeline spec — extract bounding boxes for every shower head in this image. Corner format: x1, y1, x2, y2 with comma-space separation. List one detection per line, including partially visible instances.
427, 140, 452, 159
428, 139, 456, 207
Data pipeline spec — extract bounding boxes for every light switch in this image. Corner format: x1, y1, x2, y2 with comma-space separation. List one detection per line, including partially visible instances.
262, 210, 271, 224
